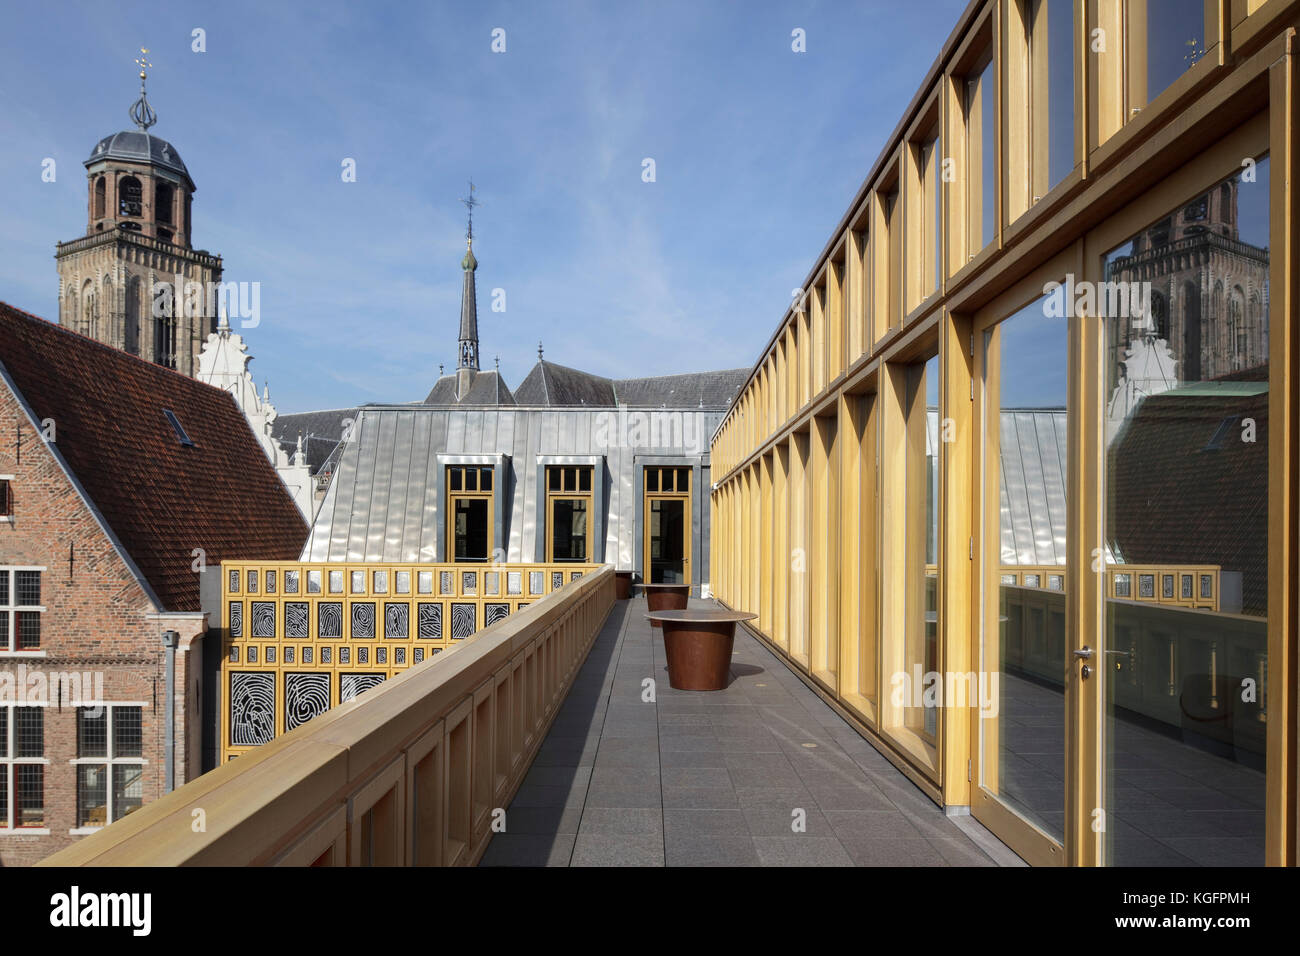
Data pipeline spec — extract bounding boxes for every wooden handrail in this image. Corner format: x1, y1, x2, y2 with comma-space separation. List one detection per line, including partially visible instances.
40, 565, 616, 867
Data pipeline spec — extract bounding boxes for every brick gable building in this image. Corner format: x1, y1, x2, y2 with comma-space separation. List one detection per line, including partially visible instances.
0, 301, 306, 865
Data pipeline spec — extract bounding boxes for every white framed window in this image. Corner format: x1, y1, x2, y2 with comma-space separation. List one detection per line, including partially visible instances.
0, 704, 48, 830
0, 567, 45, 653
72, 705, 146, 829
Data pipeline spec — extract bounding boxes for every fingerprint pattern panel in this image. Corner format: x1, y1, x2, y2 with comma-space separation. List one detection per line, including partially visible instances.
284, 602, 309, 638
230, 672, 275, 746
318, 602, 342, 638
418, 603, 442, 639
351, 602, 376, 638
385, 602, 409, 639
341, 673, 385, 703
486, 603, 510, 626
229, 602, 243, 637
451, 603, 476, 639
251, 602, 276, 638
285, 673, 330, 731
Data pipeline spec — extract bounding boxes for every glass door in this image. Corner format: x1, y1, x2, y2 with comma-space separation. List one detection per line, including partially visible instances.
973, 292, 1068, 866
1099, 159, 1270, 866
644, 466, 692, 584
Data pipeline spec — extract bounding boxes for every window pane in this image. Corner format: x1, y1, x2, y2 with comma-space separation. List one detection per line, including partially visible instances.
548, 467, 561, 491
480, 467, 492, 492
16, 612, 39, 649
967, 57, 996, 251
15, 765, 42, 826
1142, 0, 1205, 107
551, 499, 589, 562
114, 708, 143, 758
579, 467, 592, 492
0, 570, 8, 605
113, 764, 144, 821
0, 765, 6, 824
16, 707, 42, 757
646, 469, 659, 492
1103, 158, 1269, 866
980, 293, 1068, 843
449, 467, 463, 492
0, 708, 7, 758
676, 467, 691, 492
77, 765, 108, 828
78, 708, 108, 758
14, 571, 39, 605
905, 355, 940, 745
1045, 0, 1075, 189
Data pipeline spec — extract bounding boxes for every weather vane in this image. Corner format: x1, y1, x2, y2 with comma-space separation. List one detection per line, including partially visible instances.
460, 179, 480, 248
130, 47, 157, 131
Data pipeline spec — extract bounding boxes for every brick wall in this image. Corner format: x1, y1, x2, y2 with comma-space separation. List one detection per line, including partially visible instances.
0, 381, 187, 866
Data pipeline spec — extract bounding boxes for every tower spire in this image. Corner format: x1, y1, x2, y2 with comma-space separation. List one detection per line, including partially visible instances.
456, 180, 480, 374
129, 48, 158, 131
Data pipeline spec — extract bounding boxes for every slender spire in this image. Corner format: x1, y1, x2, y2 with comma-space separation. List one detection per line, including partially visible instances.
129, 48, 158, 131
538, 341, 544, 361
456, 180, 480, 371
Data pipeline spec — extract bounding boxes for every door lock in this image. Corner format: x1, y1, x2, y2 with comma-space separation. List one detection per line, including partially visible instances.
1073, 645, 1093, 680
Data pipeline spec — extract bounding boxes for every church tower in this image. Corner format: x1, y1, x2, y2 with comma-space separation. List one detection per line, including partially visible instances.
54, 49, 223, 377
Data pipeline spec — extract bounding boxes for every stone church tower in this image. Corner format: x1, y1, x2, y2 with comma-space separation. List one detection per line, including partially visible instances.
54, 53, 222, 377
1104, 174, 1268, 391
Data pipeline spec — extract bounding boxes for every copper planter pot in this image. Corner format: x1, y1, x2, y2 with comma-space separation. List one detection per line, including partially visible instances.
647, 609, 757, 691
643, 583, 690, 627
615, 571, 634, 601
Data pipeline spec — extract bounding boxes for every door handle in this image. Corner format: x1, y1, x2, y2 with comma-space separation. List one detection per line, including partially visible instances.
1073, 645, 1093, 679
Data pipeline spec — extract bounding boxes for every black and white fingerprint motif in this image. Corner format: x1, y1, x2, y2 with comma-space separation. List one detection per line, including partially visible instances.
229, 602, 243, 637
339, 647, 350, 664
552, 572, 563, 591
228, 569, 240, 593
414, 648, 425, 663
440, 571, 453, 595
451, 603, 476, 639
320, 647, 331, 664
265, 646, 276, 663
461, 571, 477, 595
285, 570, 300, 594
318, 602, 342, 638
570, 571, 583, 582
395, 648, 405, 665
384, 603, 409, 639
230, 673, 275, 746
252, 602, 276, 638
247, 571, 258, 593
285, 603, 309, 638
302, 646, 313, 664
351, 602, 376, 638
376, 648, 387, 664
486, 603, 509, 626
529, 572, 544, 595
507, 572, 522, 596
265, 571, 276, 594
284, 673, 330, 731
418, 603, 442, 639
340, 673, 385, 702
283, 647, 294, 663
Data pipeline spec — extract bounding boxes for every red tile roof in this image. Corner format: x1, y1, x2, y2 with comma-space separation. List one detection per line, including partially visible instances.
0, 302, 308, 611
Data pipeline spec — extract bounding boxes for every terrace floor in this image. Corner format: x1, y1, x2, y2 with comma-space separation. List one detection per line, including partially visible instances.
480, 597, 1021, 867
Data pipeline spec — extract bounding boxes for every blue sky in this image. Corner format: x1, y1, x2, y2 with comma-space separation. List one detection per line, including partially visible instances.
1, 0, 967, 412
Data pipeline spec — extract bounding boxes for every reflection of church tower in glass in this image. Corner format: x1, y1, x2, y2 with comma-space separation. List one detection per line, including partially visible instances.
1105, 173, 1268, 392
54, 49, 223, 376
456, 181, 480, 399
